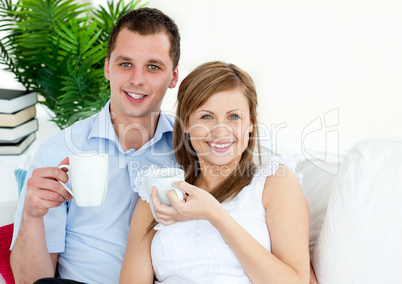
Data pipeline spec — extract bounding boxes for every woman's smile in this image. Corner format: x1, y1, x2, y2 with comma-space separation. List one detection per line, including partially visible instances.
206, 141, 235, 153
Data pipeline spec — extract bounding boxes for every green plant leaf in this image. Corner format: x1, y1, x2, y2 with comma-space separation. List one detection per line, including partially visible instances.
0, 0, 147, 129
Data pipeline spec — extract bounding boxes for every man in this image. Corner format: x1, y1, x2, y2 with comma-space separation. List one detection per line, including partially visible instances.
10, 7, 180, 283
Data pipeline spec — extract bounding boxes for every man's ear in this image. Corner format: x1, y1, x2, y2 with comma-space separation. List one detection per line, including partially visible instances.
104, 58, 110, 80
169, 65, 179, 88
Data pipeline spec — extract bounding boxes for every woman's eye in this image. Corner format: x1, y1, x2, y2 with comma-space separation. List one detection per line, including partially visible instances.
121, 62, 131, 67
229, 114, 239, 120
201, 115, 212, 119
148, 65, 159, 70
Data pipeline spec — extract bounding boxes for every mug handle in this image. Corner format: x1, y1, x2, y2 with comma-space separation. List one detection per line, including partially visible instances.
171, 187, 184, 201
58, 165, 74, 196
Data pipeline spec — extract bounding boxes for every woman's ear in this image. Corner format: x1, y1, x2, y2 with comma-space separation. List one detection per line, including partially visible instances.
248, 119, 254, 134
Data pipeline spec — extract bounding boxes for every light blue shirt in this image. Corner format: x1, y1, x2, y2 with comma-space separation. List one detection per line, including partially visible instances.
11, 101, 178, 283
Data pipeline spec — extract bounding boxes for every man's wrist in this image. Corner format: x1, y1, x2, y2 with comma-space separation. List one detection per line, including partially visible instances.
22, 209, 45, 226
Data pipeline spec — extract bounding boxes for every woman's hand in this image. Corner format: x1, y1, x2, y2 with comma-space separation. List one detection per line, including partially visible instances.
151, 181, 226, 226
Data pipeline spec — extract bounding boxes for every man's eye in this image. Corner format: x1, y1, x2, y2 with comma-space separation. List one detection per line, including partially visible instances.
201, 115, 212, 119
121, 62, 131, 67
229, 115, 239, 120
148, 65, 159, 70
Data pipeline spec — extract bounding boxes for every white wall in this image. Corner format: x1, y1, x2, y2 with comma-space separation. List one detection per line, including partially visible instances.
147, 0, 402, 143
3, 0, 402, 150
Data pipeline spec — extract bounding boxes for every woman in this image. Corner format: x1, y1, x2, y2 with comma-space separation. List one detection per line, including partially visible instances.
120, 61, 310, 283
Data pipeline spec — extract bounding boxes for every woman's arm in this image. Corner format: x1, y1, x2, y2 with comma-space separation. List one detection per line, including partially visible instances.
310, 262, 319, 284
206, 166, 310, 284
120, 199, 156, 284
156, 166, 310, 284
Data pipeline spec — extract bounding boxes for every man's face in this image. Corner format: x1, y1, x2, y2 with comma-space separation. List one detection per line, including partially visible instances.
105, 28, 178, 123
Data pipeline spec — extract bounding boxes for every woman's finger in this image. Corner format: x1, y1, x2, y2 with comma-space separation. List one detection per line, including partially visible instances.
157, 218, 176, 226
151, 186, 162, 207
166, 190, 186, 208
153, 194, 179, 218
172, 181, 198, 196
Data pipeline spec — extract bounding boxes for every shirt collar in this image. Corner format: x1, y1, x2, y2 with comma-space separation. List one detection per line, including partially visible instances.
88, 100, 117, 141
153, 111, 174, 142
88, 100, 174, 150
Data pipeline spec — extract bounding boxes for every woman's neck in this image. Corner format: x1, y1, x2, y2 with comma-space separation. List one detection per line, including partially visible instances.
195, 161, 238, 192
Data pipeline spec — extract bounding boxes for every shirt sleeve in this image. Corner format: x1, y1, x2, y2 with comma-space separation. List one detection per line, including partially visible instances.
133, 173, 149, 203
11, 143, 69, 253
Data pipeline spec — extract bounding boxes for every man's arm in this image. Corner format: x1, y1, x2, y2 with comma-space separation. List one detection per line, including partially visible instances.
10, 214, 58, 283
10, 163, 72, 284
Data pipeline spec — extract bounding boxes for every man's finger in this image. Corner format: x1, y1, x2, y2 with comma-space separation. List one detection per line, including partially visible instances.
58, 157, 70, 173
58, 157, 70, 167
38, 198, 64, 210
39, 188, 70, 202
32, 166, 69, 184
34, 178, 72, 201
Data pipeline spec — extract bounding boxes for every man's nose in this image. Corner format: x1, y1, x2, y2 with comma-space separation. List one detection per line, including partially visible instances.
130, 68, 145, 86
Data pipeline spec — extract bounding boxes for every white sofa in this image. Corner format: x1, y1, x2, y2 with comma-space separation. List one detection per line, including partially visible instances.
1, 136, 401, 284
264, 136, 402, 284
311, 136, 402, 283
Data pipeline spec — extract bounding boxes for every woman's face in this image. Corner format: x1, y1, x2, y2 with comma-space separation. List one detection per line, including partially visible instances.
185, 88, 253, 170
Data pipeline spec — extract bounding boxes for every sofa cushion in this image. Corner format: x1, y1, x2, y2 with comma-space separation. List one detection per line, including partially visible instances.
0, 201, 18, 228
296, 158, 336, 258
313, 136, 402, 283
0, 223, 15, 284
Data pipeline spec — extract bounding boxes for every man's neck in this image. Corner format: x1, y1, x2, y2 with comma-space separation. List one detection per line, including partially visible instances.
111, 110, 160, 151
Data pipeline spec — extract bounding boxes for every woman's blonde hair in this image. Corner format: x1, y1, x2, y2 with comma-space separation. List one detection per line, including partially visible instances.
173, 61, 261, 202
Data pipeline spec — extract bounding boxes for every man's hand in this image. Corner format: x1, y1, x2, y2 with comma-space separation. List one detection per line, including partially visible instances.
24, 157, 73, 218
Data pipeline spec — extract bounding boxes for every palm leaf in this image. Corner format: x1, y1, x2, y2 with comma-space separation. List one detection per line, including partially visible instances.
0, 0, 147, 129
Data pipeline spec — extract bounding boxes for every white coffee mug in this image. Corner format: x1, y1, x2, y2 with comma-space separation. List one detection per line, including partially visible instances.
58, 154, 109, 207
145, 167, 185, 220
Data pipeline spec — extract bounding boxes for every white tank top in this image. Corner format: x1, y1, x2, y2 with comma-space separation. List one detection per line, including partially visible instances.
134, 157, 299, 284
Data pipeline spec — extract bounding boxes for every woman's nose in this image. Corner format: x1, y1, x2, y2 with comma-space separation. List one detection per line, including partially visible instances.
212, 123, 231, 137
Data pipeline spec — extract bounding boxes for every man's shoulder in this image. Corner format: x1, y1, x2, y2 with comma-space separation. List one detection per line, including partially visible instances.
41, 112, 100, 149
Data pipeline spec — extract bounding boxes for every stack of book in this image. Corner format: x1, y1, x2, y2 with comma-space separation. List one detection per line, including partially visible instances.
0, 88, 38, 155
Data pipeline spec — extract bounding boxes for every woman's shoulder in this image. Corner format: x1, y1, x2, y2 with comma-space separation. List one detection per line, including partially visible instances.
262, 171, 305, 212
254, 155, 302, 184
254, 156, 304, 208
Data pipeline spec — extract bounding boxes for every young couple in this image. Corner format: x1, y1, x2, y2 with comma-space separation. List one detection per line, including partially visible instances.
10, 7, 313, 284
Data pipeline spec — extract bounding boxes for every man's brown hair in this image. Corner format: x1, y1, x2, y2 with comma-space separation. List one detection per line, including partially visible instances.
107, 7, 180, 69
